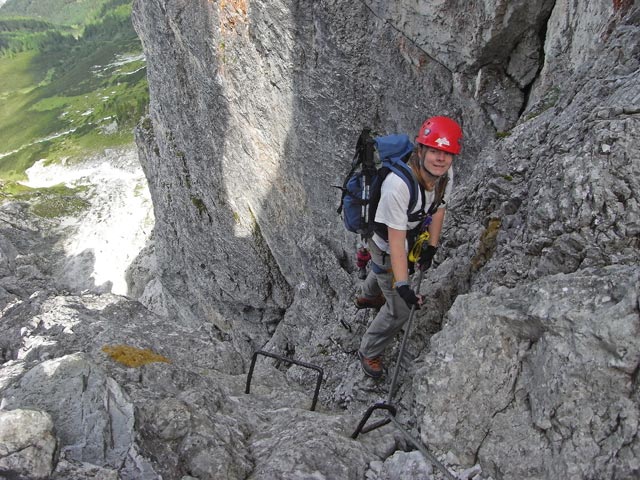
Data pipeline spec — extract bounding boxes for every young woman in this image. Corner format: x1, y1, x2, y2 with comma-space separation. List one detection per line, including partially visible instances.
356, 116, 463, 378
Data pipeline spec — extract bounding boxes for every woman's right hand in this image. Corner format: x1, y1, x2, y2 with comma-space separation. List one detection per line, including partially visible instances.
397, 284, 422, 308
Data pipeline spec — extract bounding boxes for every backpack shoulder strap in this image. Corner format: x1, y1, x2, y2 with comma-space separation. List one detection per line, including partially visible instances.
375, 134, 419, 211
383, 159, 420, 212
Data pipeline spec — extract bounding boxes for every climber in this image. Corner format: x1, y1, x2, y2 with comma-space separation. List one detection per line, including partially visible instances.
355, 116, 462, 378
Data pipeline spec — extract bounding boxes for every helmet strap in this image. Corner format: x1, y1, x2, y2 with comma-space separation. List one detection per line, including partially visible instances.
417, 146, 443, 181
410, 148, 439, 191
421, 162, 441, 180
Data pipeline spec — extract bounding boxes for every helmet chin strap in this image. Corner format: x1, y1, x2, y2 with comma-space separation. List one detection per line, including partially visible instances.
415, 144, 444, 180
421, 159, 442, 180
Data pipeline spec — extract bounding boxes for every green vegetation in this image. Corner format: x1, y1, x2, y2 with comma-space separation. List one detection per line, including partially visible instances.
0, 0, 148, 180
471, 218, 502, 273
523, 87, 561, 122
0, 180, 90, 217
191, 196, 209, 217
0, 0, 115, 28
0, 18, 74, 55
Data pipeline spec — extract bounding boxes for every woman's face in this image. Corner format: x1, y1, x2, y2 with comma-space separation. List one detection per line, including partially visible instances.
421, 146, 453, 177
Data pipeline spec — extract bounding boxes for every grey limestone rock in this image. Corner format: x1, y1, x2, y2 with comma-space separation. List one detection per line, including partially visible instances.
1, 353, 135, 468
507, 30, 543, 90
364, 0, 555, 73
1, 1, 639, 479
527, 0, 632, 110
0, 408, 57, 480
367, 450, 433, 480
473, 65, 525, 132
51, 457, 120, 480
128, 0, 640, 478
413, 265, 640, 479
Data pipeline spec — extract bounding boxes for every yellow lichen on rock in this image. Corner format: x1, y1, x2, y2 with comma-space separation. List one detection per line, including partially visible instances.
102, 345, 171, 367
471, 218, 502, 272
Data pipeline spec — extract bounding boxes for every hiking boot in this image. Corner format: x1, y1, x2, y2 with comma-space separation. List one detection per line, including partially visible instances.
358, 351, 383, 379
354, 294, 385, 310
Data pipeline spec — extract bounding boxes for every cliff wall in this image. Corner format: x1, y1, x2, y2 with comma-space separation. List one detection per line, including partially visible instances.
1, 1, 639, 479
129, 1, 640, 477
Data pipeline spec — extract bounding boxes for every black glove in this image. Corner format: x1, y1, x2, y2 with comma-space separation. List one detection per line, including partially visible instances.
397, 284, 420, 308
419, 245, 438, 271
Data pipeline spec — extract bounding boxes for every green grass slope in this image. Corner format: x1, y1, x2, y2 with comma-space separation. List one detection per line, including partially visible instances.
0, 0, 114, 27
0, 0, 148, 180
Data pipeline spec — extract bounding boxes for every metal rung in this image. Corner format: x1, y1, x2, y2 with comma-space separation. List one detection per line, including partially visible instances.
351, 402, 397, 439
352, 402, 457, 480
245, 349, 324, 411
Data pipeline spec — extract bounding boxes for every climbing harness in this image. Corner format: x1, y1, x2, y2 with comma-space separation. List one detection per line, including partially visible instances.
245, 349, 324, 411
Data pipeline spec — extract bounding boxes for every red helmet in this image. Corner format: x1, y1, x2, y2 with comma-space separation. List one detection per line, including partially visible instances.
415, 116, 462, 154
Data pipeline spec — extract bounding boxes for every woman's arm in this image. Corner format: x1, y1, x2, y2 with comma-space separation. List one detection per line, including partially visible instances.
428, 207, 446, 246
388, 226, 423, 305
388, 226, 409, 283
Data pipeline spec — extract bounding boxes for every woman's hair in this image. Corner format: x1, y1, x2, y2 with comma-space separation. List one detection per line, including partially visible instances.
408, 146, 423, 170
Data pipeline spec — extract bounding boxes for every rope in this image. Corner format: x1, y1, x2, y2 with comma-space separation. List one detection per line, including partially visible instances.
407, 231, 430, 263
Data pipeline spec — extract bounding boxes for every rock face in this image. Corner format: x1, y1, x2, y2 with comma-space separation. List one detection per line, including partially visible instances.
2, 353, 135, 467
0, 409, 57, 480
0, 274, 397, 479
1, 0, 639, 479
414, 266, 640, 479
